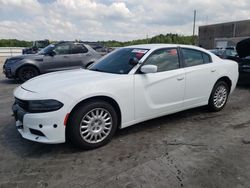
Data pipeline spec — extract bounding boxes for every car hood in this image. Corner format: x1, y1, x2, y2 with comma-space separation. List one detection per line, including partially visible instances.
236, 38, 250, 58
21, 69, 122, 93
8, 54, 43, 61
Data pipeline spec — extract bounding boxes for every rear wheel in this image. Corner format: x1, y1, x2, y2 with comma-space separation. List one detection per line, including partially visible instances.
67, 100, 118, 149
17, 66, 39, 82
208, 81, 229, 112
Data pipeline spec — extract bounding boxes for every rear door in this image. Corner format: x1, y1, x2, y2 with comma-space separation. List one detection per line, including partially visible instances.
68, 43, 92, 68
180, 48, 218, 108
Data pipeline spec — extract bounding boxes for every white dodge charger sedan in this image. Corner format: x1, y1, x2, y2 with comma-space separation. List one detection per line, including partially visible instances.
13, 44, 238, 149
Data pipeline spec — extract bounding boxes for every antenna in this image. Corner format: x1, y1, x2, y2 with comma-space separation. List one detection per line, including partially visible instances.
193, 10, 197, 45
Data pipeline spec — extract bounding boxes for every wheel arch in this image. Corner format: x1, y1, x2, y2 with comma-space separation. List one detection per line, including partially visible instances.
66, 95, 122, 131
215, 76, 232, 93
15, 63, 40, 77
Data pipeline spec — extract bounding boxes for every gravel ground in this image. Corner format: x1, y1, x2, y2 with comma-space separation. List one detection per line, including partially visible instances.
0, 57, 250, 188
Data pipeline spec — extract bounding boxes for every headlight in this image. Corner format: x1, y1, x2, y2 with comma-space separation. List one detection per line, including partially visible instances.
28, 100, 63, 113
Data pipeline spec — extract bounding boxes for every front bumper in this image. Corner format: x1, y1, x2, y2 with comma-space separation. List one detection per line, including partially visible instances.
3, 65, 14, 78
12, 103, 66, 144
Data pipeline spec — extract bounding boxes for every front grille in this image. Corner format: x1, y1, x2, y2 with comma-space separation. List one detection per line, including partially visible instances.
15, 98, 29, 111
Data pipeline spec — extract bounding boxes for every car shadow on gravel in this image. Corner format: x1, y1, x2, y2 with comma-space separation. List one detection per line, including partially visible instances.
236, 84, 250, 90
0, 78, 20, 85
0, 106, 212, 158
115, 106, 210, 137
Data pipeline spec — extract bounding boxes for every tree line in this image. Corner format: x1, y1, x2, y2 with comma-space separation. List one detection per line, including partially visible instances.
0, 39, 32, 47
0, 33, 197, 47
101, 33, 197, 47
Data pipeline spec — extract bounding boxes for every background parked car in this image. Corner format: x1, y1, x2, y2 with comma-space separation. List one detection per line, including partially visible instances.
210, 47, 238, 59
3, 41, 102, 82
22, 40, 50, 54
227, 38, 250, 85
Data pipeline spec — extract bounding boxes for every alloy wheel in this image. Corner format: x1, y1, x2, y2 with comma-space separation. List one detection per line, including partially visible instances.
213, 85, 228, 109
79, 108, 112, 144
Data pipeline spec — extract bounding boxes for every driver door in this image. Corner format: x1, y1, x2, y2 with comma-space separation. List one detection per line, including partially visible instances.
134, 48, 185, 120
42, 43, 72, 73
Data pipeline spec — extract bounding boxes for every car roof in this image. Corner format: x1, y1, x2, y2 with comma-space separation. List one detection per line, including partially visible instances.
124, 43, 206, 51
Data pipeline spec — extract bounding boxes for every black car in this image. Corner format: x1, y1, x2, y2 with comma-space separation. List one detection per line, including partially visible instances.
227, 39, 250, 85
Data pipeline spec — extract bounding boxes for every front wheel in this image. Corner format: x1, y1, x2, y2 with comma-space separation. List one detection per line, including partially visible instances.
67, 100, 118, 149
17, 66, 39, 82
208, 81, 229, 112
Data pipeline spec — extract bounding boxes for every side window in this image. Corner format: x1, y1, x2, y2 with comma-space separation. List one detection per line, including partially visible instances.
143, 48, 179, 72
182, 49, 203, 67
54, 43, 71, 55
71, 44, 88, 54
202, 53, 212, 63
182, 48, 212, 67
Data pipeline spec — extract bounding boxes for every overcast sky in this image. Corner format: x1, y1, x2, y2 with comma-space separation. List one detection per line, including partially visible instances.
0, 0, 249, 41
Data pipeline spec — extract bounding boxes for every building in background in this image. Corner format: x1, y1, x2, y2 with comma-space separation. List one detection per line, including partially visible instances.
198, 19, 250, 49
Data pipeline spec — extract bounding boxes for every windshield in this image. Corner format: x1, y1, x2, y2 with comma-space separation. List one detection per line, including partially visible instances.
89, 48, 149, 74
35, 41, 49, 48
37, 44, 55, 55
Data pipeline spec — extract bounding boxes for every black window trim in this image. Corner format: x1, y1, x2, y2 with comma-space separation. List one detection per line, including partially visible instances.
70, 43, 89, 54
180, 47, 212, 68
135, 47, 182, 74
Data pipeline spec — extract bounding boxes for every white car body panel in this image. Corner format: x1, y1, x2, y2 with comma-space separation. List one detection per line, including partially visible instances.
134, 68, 185, 120
13, 44, 239, 144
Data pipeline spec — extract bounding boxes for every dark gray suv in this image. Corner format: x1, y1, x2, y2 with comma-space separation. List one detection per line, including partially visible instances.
3, 41, 102, 82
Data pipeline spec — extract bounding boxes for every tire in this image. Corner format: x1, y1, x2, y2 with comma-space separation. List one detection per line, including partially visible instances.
67, 100, 118, 149
17, 66, 39, 82
208, 81, 229, 112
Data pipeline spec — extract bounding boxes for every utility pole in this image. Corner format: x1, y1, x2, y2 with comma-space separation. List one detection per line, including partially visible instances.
193, 10, 196, 45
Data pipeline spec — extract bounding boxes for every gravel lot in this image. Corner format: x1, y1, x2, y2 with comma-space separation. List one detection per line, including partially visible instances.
0, 57, 250, 188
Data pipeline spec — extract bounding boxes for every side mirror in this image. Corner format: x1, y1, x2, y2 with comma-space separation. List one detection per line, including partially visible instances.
47, 50, 56, 56
140, 65, 157, 74
129, 57, 139, 66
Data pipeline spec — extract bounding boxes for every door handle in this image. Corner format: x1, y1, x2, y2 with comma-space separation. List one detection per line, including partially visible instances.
63, 56, 69, 58
211, 69, 216, 72
86, 54, 91, 57
177, 77, 184, 81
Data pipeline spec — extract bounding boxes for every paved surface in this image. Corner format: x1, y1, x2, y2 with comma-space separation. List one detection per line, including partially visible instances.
0, 57, 250, 188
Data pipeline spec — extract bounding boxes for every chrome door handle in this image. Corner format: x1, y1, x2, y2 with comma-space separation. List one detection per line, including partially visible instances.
177, 77, 184, 81
211, 69, 216, 72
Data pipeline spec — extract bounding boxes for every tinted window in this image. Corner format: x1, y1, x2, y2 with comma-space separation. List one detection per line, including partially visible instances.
54, 43, 71, 55
38, 44, 55, 55
202, 53, 211, 63
71, 44, 88, 54
143, 48, 179, 72
90, 48, 149, 74
182, 48, 208, 67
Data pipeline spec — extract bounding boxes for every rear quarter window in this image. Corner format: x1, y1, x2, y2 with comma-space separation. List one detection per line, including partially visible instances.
182, 48, 212, 67
202, 53, 212, 63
